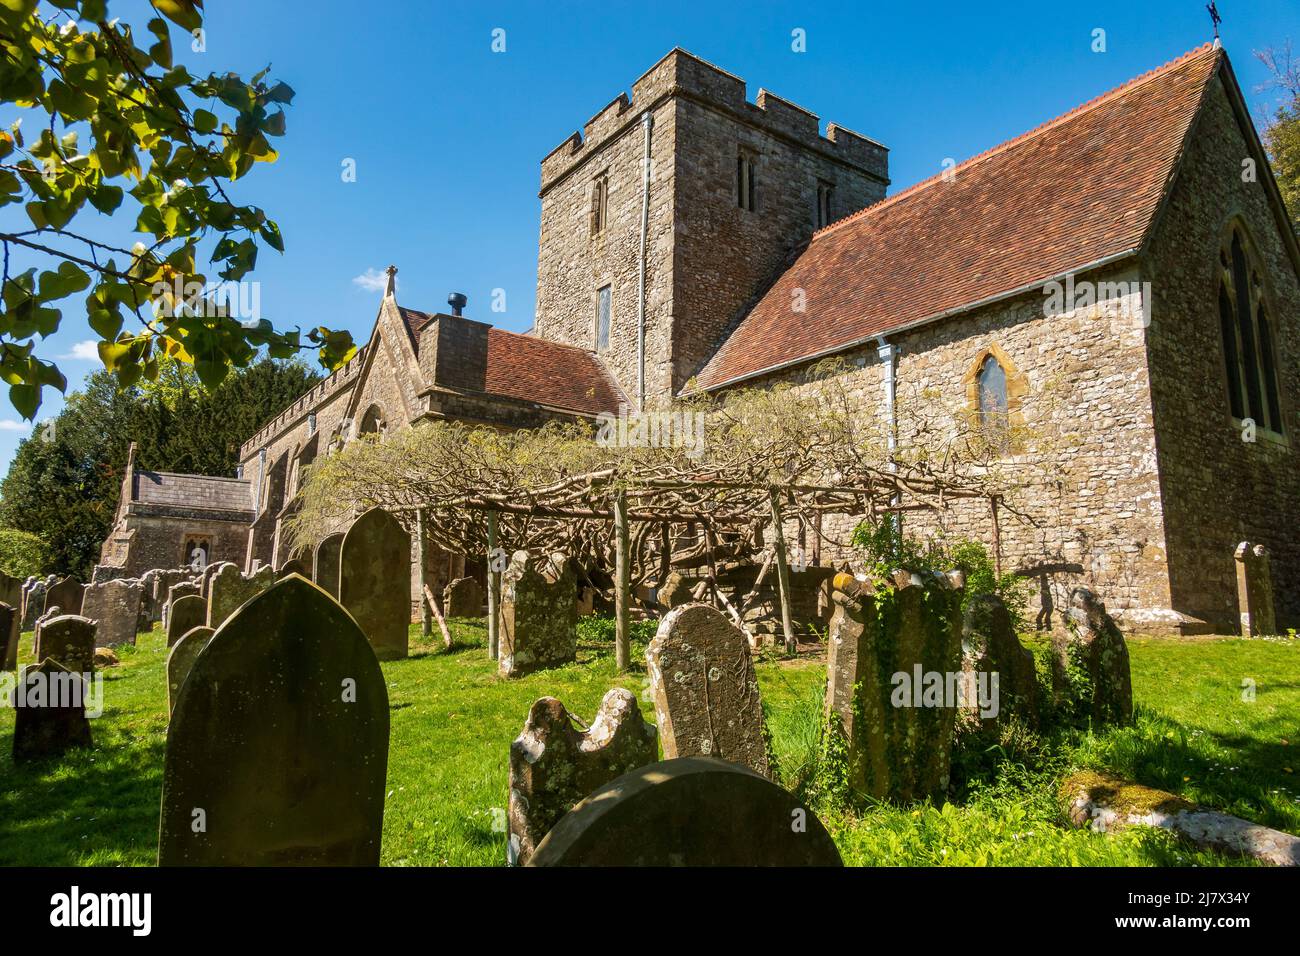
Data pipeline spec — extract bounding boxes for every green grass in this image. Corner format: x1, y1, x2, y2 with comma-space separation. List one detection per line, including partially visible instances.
1, 624, 1296, 866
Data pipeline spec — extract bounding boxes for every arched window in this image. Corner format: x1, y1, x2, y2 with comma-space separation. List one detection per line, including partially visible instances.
358, 404, 386, 436
977, 355, 1007, 427
1219, 225, 1285, 433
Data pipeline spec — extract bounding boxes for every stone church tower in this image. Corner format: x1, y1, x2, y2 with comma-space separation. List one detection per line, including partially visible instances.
533, 49, 889, 406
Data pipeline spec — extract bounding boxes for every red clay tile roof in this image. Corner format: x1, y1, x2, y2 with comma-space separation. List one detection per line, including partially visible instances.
694, 43, 1223, 391
485, 328, 626, 416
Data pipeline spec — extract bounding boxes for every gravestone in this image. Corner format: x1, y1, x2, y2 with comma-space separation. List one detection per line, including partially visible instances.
657, 572, 693, 610
1053, 588, 1133, 726
11, 660, 94, 762
159, 576, 390, 865
200, 561, 235, 599
164, 580, 201, 630
21, 577, 47, 630
279, 557, 309, 579
167, 595, 207, 647
166, 626, 214, 715
508, 688, 657, 865
1235, 542, 1276, 637
1, 601, 19, 671
32, 607, 61, 661
646, 602, 770, 776
499, 551, 577, 677
0, 572, 20, 612
32, 615, 96, 675
312, 534, 344, 599
44, 576, 83, 616
443, 576, 484, 618
81, 578, 144, 648
339, 507, 411, 662
529, 757, 841, 866
961, 593, 1039, 730
824, 569, 966, 803
207, 563, 275, 629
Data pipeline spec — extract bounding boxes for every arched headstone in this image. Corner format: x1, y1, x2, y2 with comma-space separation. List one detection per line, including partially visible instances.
33, 615, 96, 675
12, 660, 93, 762
206, 564, 275, 629
166, 626, 214, 715
278, 558, 309, 579
312, 534, 344, 599
529, 757, 841, 866
166, 595, 206, 648
44, 576, 83, 616
339, 508, 410, 661
159, 576, 389, 865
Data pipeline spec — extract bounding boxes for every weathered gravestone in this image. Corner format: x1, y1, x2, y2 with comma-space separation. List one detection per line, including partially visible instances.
44, 576, 83, 616
339, 507, 411, 662
1052, 588, 1133, 726
167, 594, 207, 648
529, 757, 841, 866
0, 572, 20, 613
206, 563, 275, 629
32, 607, 61, 660
499, 551, 577, 678
81, 578, 144, 648
33, 615, 96, 675
1235, 542, 1276, 638
508, 688, 657, 865
278, 557, 309, 579
823, 569, 966, 803
164, 580, 200, 630
21, 577, 48, 629
961, 593, 1039, 731
1, 601, 18, 671
656, 571, 694, 610
646, 602, 770, 776
312, 534, 344, 599
166, 626, 214, 715
159, 576, 390, 865
11, 660, 94, 762
443, 576, 484, 618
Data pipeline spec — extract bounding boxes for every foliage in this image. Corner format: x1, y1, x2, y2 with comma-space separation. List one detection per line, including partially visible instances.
1258, 44, 1300, 234
849, 519, 1032, 627
0, 356, 318, 576
0, 525, 47, 576
0, 0, 354, 418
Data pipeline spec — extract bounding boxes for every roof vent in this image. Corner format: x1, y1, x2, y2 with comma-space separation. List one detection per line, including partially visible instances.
447, 292, 468, 316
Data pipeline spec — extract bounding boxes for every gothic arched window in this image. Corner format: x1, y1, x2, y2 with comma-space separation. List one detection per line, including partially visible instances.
977, 354, 1008, 434
1219, 225, 1285, 434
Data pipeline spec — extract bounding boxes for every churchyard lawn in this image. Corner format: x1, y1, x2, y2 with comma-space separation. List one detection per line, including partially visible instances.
1, 621, 1296, 867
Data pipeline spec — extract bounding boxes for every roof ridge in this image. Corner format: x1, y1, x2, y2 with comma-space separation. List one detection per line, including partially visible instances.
812, 42, 1221, 241
489, 326, 599, 356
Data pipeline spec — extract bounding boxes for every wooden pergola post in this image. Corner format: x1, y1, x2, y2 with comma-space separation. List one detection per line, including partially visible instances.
416, 508, 432, 640
769, 488, 797, 656
486, 509, 500, 660
614, 490, 631, 672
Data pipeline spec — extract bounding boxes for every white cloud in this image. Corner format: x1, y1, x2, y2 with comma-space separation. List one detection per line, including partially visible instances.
352, 268, 394, 294
0, 419, 31, 432
60, 340, 101, 361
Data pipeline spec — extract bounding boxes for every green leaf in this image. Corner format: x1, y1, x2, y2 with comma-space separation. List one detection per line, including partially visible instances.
153, 0, 203, 32
259, 221, 283, 252
193, 108, 218, 134
89, 183, 123, 214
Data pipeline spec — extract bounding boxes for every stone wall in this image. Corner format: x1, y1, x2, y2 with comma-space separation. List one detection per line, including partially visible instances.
1141, 74, 1300, 630
113, 514, 250, 579
742, 265, 1173, 628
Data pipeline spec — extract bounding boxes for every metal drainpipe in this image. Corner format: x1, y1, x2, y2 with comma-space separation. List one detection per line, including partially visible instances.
637, 110, 654, 412
876, 337, 900, 528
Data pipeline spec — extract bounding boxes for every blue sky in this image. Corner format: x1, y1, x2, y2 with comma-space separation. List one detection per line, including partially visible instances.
2, 0, 1298, 472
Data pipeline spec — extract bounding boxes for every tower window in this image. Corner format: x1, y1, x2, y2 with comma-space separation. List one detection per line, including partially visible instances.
737, 152, 756, 212
590, 174, 609, 236
1218, 226, 1285, 433
596, 285, 612, 352
977, 354, 1009, 441
816, 181, 834, 228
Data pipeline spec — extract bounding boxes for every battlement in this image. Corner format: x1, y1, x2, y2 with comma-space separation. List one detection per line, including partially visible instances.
238, 345, 369, 460
540, 48, 888, 193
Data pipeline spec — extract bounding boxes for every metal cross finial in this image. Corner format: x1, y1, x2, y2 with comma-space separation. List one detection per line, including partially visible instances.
1207, 1, 1222, 41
